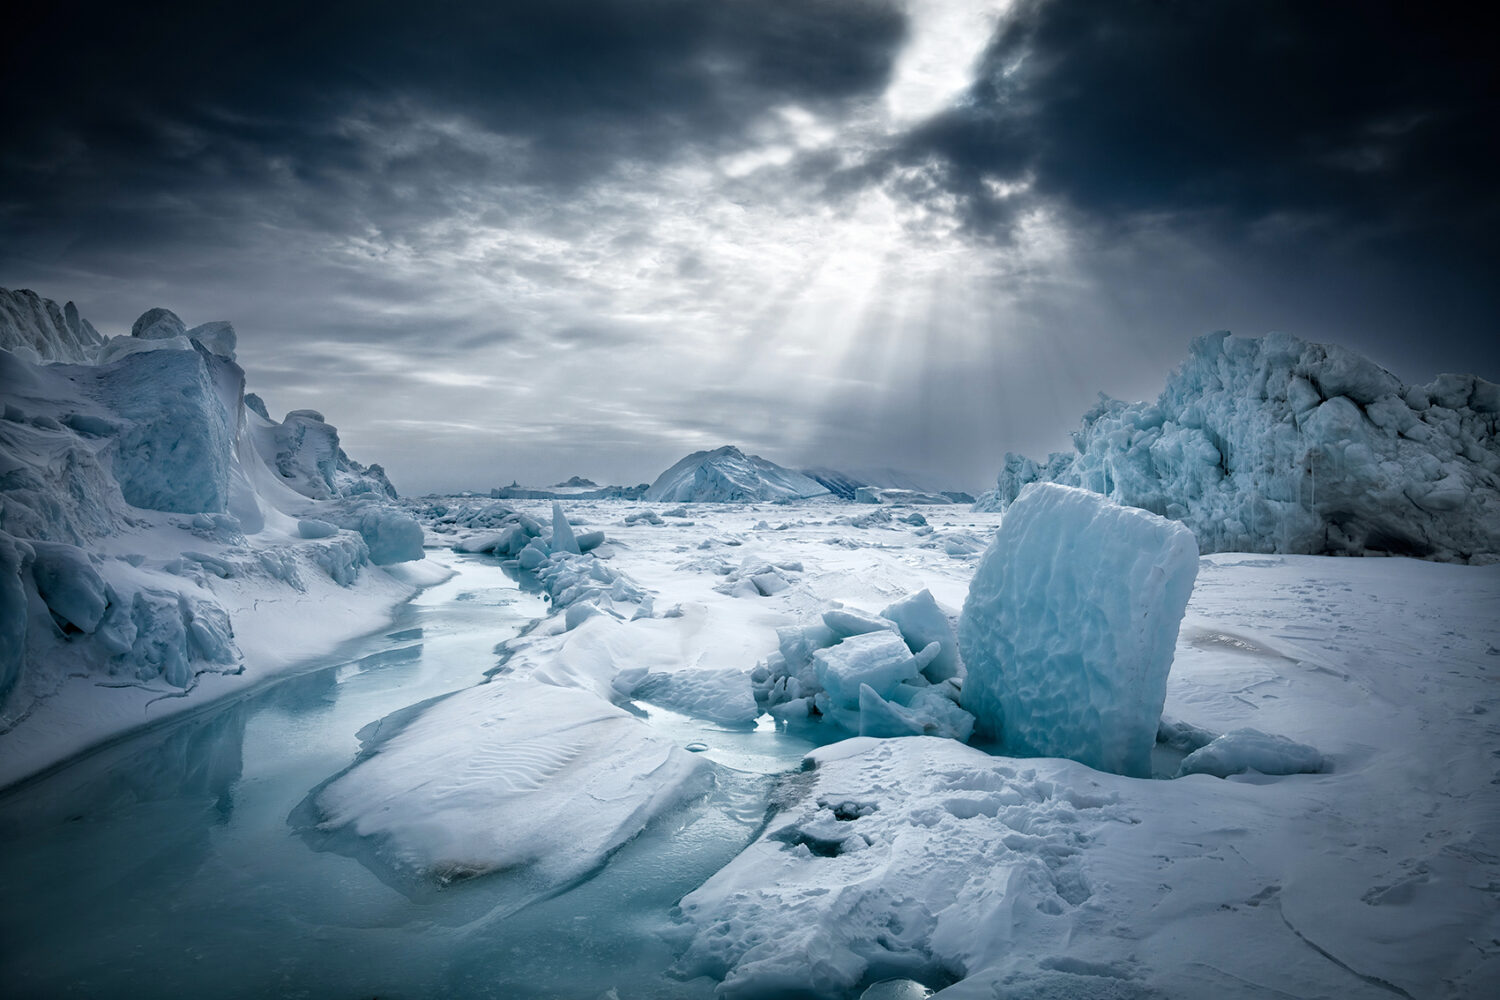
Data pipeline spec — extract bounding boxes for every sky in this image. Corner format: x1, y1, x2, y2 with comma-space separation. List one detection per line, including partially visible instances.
2, 0, 1495, 494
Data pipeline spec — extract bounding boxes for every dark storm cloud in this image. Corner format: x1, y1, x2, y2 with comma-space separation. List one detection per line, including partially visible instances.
894, 0, 1497, 240
0, 0, 906, 257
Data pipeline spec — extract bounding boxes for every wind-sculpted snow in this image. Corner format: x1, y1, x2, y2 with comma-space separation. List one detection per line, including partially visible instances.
645, 445, 829, 503
976, 331, 1500, 563
0, 291, 422, 779
960, 484, 1199, 778
305, 678, 710, 896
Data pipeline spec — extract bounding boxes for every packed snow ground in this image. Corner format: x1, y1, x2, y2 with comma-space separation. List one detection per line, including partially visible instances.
296, 494, 1498, 1000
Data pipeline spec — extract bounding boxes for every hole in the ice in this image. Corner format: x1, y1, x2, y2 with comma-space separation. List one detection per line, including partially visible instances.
822, 799, 877, 821
769, 825, 846, 858
685, 741, 710, 753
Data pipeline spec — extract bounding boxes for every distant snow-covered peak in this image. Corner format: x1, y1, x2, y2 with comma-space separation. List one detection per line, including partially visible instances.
645, 445, 829, 503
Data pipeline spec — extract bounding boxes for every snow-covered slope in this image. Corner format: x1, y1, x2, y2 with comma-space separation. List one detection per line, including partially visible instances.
976, 331, 1500, 563
645, 445, 829, 503
0, 290, 427, 785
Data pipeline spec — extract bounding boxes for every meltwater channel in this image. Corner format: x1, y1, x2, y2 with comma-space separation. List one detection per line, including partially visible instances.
0, 554, 829, 999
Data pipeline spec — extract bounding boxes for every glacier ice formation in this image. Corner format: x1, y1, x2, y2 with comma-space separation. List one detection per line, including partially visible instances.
975, 331, 1500, 563
0, 287, 422, 761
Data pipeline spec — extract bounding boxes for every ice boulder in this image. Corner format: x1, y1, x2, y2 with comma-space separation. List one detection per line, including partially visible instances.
297, 518, 339, 539
959, 483, 1199, 777
185, 321, 236, 360
130, 307, 187, 340
0, 533, 33, 703
1176, 728, 1323, 779
644, 445, 829, 503
29, 540, 108, 633
881, 589, 962, 682
339, 503, 424, 565
272, 410, 342, 500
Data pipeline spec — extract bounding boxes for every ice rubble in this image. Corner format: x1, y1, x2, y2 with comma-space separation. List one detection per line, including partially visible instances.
960, 483, 1199, 778
976, 331, 1500, 563
753, 589, 975, 741
645, 445, 830, 503
0, 289, 422, 773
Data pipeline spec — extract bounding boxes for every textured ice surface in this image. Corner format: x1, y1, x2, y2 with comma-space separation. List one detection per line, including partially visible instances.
309, 679, 709, 891
645, 445, 829, 503
880, 588, 962, 682
675, 737, 1131, 997
94, 346, 238, 514
960, 483, 1199, 777
976, 332, 1500, 563
1176, 727, 1323, 779
755, 599, 974, 740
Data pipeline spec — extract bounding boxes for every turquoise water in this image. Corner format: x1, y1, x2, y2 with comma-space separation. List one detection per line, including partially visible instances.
0, 557, 826, 999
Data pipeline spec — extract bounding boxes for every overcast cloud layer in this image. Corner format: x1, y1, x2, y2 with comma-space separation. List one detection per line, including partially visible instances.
3, 0, 1495, 493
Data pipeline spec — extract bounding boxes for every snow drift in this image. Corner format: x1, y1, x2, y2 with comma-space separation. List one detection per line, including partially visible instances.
976, 331, 1500, 563
645, 445, 829, 503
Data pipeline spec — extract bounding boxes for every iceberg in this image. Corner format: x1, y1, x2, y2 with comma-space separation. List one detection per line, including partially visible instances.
959, 483, 1199, 777
975, 332, 1500, 563
644, 445, 829, 503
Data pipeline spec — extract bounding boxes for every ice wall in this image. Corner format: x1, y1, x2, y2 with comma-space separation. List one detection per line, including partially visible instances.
976, 332, 1500, 563
960, 483, 1199, 777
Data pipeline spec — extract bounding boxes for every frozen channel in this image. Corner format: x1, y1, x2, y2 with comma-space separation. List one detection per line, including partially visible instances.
0, 555, 825, 999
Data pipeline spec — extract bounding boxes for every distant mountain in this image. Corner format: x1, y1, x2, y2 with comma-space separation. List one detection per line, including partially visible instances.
645, 446, 829, 503
802, 466, 974, 504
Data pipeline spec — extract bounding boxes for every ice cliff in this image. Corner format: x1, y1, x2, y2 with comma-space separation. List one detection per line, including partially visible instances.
0, 288, 422, 776
976, 332, 1500, 563
645, 445, 829, 503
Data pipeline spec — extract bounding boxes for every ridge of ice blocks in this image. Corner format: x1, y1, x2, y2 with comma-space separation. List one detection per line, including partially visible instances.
644, 445, 830, 503
959, 483, 1199, 777
307, 679, 710, 893
754, 594, 974, 741
674, 737, 1132, 997
975, 331, 1500, 563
